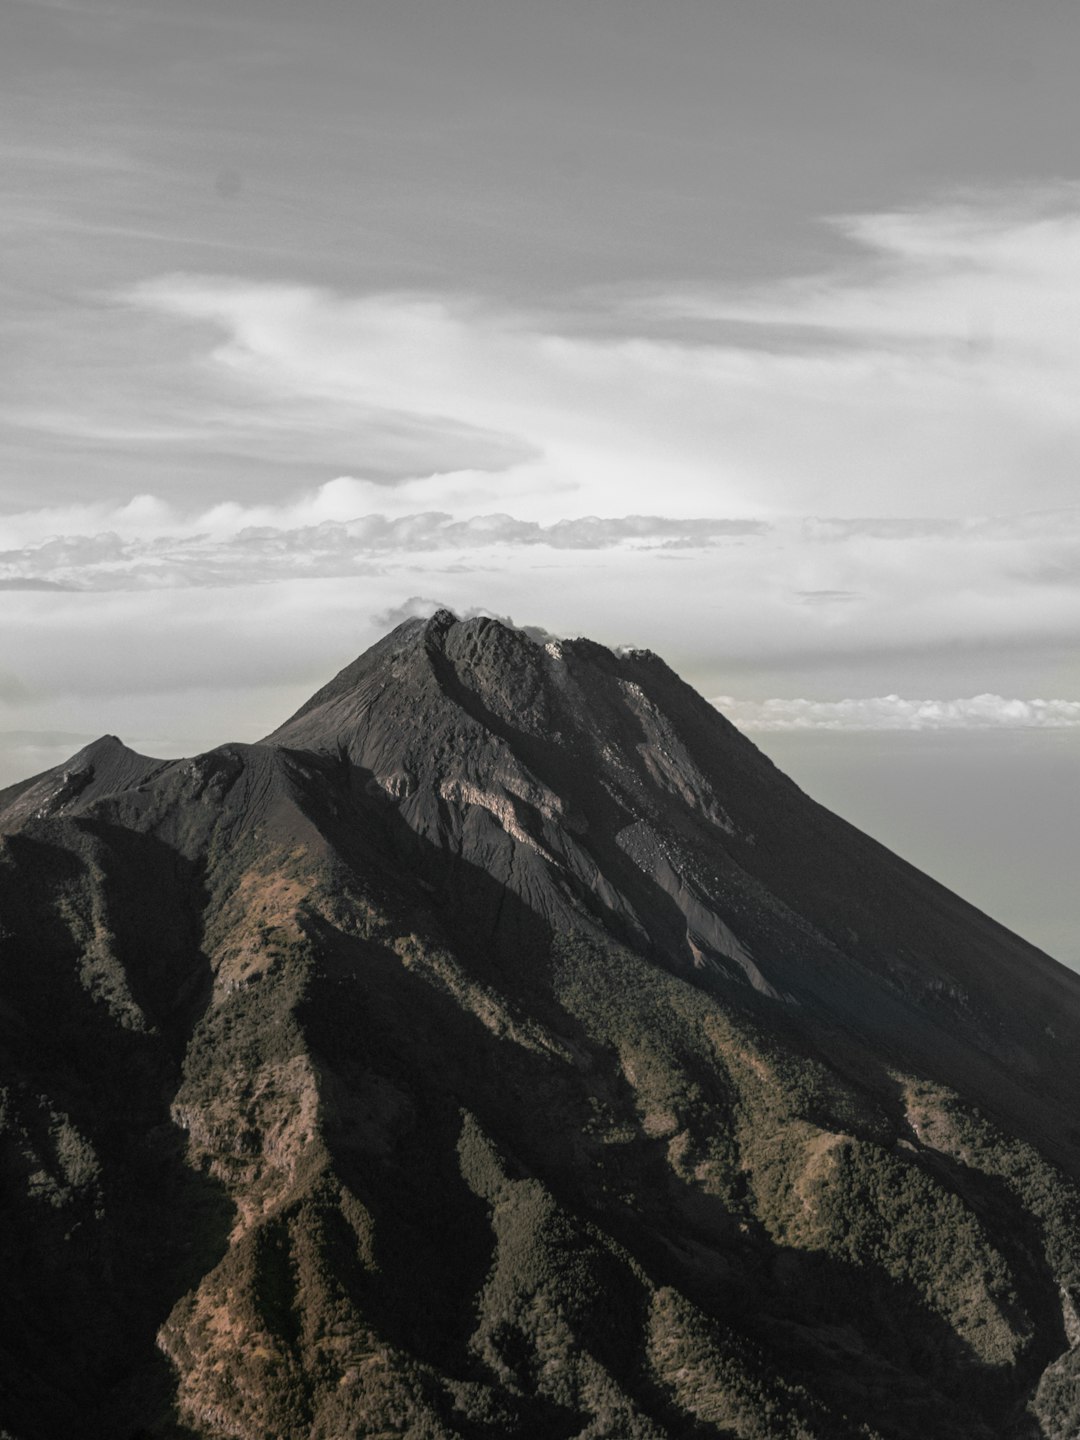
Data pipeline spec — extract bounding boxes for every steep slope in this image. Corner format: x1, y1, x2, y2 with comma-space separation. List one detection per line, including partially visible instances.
2, 611, 1080, 1439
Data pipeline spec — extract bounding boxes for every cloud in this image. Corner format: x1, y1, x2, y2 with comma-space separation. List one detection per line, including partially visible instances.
802, 518, 962, 542
0, 577, 80, 591
370, 600, 560, 643
371, 596, 449, 629
0, 506, 767, 590
794, 589, 861, 605
3, 483, 1080, 711
110, 191, 1080, 521
715, 694, 1080, 732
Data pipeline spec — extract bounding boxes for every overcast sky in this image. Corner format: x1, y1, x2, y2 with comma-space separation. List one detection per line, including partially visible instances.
2, 0, 1078, 962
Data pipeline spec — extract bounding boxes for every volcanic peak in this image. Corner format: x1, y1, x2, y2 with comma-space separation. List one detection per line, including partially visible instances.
5, 614, 1080, 1438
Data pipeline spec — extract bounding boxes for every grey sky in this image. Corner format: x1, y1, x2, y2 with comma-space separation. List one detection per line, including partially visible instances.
758, 729, 1080, 972
2, 0, 1078, 960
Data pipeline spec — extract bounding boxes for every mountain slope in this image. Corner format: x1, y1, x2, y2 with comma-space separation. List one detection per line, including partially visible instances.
2, 611, 1079, 1439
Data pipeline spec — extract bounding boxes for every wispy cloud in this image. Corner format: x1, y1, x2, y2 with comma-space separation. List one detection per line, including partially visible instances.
645, 184, 1080, 361
794, 589, 861, 605
9, 186, 1080, 530
108, 188, 1080, 522
716, 694, 1080, 732
0, 577, 80, 591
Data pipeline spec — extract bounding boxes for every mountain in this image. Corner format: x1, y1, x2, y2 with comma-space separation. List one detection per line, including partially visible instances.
2, 609, 1080, 1440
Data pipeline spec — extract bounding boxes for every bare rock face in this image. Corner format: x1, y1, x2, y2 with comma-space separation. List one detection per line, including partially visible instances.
3, 611, 1080, 1439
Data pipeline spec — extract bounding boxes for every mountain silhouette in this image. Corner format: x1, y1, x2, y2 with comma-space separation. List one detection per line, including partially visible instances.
2, 610, 1079, 1439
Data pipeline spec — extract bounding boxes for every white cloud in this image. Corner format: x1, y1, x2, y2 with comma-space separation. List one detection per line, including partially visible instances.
716, 693, 1080, 732
370, 596, 450, 630
693, 190, 1080, 360
112, 191, 1080, 521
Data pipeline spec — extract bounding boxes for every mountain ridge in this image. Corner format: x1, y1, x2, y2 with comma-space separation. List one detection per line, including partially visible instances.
2, 611, 1079, 1439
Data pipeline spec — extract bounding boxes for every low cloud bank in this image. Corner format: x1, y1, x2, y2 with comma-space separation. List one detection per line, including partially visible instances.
0, 511, 763, 591
715, 694, 1080, 731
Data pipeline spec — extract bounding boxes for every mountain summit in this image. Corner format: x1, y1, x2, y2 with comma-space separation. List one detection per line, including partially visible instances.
2, 612, 1080, 1439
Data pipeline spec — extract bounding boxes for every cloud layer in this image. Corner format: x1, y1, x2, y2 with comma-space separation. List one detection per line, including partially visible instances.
1, 482, 1078, 704
716, 694, 1080, 732
105, 188, 1080, 524
0, 506, 765, 589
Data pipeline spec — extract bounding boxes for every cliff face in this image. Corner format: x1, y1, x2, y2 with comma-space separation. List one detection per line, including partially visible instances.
3, 611, 1080, 1439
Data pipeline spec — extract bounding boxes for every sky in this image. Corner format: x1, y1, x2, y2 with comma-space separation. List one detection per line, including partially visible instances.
2, 0, 1079, 963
